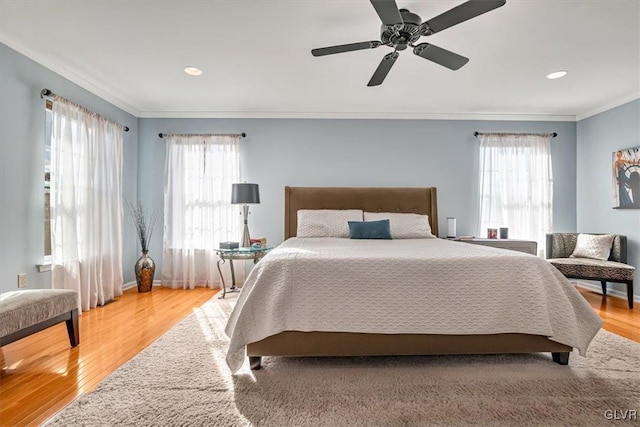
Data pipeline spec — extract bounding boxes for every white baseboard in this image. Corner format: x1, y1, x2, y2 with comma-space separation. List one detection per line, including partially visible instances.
122, 280, 162, 291
122, 280, 221, 291
573, 280, 638, 304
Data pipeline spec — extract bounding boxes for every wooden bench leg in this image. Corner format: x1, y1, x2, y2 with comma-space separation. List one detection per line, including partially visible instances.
627, 281, 634, 309
552, 352, 569, 365
65, 309, 79, 347
600, 281, 607, 296
249, 356, 262, 370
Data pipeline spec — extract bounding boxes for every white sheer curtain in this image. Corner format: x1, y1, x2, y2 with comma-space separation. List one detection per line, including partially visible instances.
162, 134, 241, 289
50, 96, 124, 312
478, 134, 553, 256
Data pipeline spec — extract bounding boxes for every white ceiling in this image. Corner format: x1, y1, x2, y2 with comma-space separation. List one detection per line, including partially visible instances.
1, 0, 639, 120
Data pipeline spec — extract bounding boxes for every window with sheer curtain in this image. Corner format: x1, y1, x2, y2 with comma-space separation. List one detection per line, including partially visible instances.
478, 133, 553, 256
162, 134, 241, 289
49, 96, 124, 311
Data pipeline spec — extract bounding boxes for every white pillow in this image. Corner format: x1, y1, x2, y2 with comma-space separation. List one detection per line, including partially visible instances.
297, 209, 363, 238
570, 234, 614, 260
364, 212, 435, 239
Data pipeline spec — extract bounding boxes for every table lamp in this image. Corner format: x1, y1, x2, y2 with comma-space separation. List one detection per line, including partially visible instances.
231, 183, 260, 247
447, 217, 457, 238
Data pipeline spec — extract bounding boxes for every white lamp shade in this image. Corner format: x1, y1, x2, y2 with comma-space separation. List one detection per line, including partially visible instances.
447, 217, 457, 238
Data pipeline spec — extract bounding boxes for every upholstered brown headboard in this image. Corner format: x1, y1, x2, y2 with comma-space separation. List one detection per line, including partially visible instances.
284, 186, 439, 239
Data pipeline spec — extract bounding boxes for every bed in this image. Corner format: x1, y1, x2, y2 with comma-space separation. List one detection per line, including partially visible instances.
225, 186, 602, 372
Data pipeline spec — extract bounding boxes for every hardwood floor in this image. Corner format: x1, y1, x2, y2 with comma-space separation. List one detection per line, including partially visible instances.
577, 285, 640, 342
0, 286, 217, 427
0, 286, 637, 426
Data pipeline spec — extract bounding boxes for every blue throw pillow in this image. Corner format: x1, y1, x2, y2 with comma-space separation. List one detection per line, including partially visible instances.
348, 219, 392, 240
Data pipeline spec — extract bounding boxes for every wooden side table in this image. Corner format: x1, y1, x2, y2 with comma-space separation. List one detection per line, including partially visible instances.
215, 247, 271, 298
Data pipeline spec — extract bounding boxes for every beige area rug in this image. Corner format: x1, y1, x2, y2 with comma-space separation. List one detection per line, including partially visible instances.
46, 296, 640, 427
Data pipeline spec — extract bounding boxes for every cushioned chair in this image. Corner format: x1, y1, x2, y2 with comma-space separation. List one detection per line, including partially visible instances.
546, 233, 635, 309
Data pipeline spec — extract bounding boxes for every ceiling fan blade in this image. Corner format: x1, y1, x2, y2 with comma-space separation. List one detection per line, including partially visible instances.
370, 0, 403, 26
424, 0, 506, 35
413, 43, 469, 70
311, 41, 381, 57
367, 52, 399, 86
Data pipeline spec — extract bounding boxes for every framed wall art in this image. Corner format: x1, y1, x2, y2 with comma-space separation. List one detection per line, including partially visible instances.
612, 146, 640, 209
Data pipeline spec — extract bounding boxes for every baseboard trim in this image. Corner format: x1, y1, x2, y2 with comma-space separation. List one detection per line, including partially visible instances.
122, 281, 222, 291
573, 280, 639, 304
122, 280, 162, 291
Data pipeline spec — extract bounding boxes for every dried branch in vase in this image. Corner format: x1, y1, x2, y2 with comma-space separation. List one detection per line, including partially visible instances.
125, 200, 158, 252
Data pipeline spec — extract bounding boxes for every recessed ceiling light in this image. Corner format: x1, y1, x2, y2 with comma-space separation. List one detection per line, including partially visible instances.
184, 66, 203, 76
546, 71, 567, 80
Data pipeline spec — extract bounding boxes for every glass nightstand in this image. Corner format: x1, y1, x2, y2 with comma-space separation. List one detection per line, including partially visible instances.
215, 247, 271, 298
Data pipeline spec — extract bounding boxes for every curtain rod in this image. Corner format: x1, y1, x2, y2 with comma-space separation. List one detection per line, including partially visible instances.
158, 132, 246, 139
40, 89, 130, 132
474, 131, 557, 138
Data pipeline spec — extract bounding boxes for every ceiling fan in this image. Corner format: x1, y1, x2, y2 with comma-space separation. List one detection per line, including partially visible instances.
311, 0, 506, 86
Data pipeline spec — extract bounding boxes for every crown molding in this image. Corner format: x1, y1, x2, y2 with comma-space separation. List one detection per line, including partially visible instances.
576, 92, 640, 121
1, 36, 141, 117
137, 110, 577, 122
12, 36, 635, 124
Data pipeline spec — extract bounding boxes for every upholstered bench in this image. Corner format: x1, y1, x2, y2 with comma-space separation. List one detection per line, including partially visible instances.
0, 289, 79, 347
546, 233, 635, 309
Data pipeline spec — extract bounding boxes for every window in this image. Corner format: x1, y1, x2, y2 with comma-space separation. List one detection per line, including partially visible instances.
162, 134, 240, 289
48, 95, 124, 310
477, 133, 553, 256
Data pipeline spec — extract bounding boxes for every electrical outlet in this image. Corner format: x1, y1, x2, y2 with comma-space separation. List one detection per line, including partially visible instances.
18, 273, 27, 288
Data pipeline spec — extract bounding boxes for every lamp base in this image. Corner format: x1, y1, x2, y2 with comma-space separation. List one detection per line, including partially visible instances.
241, 205, 251, 247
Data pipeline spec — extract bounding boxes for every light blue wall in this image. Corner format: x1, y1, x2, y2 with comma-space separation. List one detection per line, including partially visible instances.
0, 42, 580, 295
139, 118, 577, 275
0, 43, 139, 293
577, 99, 640, 298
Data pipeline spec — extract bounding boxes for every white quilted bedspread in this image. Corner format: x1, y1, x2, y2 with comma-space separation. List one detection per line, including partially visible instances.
225, 238, 602, 373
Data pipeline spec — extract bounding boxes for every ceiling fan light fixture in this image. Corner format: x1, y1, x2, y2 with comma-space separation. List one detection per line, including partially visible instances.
546, 70, 567, 80
184, 66, 203, 76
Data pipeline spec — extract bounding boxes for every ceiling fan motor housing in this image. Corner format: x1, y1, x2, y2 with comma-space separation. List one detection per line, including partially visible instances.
380, 9, 422, 50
